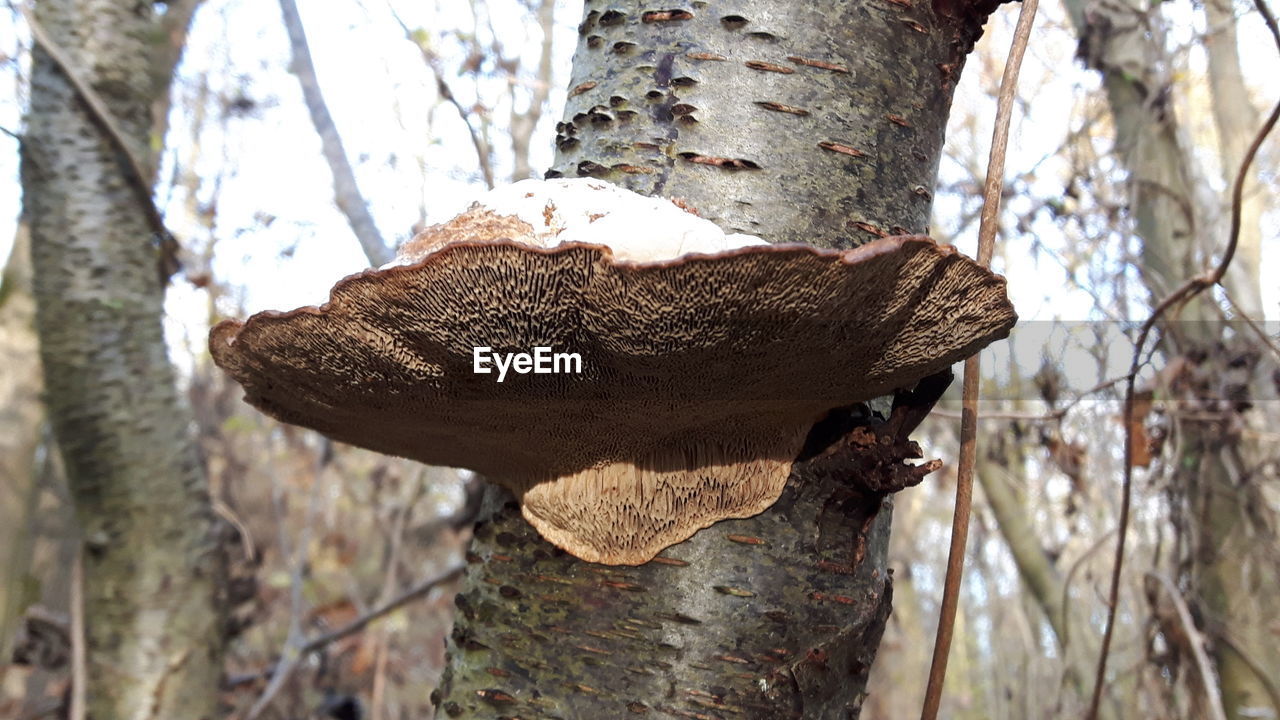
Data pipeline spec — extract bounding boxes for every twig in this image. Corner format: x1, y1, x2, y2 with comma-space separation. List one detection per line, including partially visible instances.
213, 498, 256, 563
277, 0, 391, 266
245, 442, 332, 720
1145, 573, 1227, 720
382, 1, 495, 189
299, 562, 464, 656
930, 375, 1127, 422
17, 3, 178, 282
370, 631, 389, 720
69, 550, 85, 720
222, 562, 465, 689
1085, 0, 1280, 715
920, 2, 1038, 717
368, 480, 416, 719
1220, 286, 1280, 359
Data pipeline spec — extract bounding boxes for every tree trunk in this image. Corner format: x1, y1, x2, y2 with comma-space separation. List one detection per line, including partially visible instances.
0, 226, 43, 662
434, 2, 1003, 716
1066, 2, 1278, 717
509, 0, 556, 182
20, 1, 226, 718
976, 453, 1116, 719
1202, 0, 1264, 318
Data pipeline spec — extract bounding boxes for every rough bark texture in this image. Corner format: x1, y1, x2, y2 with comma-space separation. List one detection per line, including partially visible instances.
1066, 2, 1278, 717
436, 2, 1000, 715
20, 1, 226, 717
547, 0, 996, 246
441, 462, 895, 719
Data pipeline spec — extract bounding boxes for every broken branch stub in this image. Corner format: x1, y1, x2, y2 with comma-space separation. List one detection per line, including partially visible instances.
210, 179, 1016, 565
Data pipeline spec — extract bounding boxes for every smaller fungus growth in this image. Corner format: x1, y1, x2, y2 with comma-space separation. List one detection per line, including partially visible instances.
211, 178, 1016, 564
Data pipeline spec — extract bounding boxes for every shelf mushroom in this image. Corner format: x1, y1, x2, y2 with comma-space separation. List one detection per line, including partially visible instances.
210, 178, 1017, 565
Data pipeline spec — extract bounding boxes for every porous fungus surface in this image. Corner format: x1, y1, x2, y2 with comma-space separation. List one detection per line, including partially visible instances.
212, 179, 1017, 564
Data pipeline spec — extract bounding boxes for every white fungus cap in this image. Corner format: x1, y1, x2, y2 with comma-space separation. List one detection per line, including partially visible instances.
383, 178, 766, 268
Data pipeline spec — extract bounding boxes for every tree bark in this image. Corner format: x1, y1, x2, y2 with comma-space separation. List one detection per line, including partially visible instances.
20, 1, 226, 718
1197, 6, 1278, 711
434, 1, 1003, 716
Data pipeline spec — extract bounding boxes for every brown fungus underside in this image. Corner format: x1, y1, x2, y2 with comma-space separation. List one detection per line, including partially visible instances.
211, 232, 1015, 564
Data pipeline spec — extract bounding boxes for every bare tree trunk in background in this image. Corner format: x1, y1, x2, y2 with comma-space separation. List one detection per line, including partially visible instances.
279, 0, 393, 266
1068, 0, 1204, 314
1066, 2, 1278, 717
976, 453, 1117, 719
1203, 0, 1265, 318
509, 0, 555, 182
0, 227, 42, 661
433, 1, 1006, 716
1, 224, 82, 719
19, 1, 227, 717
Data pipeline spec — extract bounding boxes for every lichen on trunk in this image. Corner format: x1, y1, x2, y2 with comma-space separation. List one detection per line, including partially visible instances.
436, 0, 1002, 716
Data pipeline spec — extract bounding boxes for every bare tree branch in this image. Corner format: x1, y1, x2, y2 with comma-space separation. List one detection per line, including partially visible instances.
509, 0, 554, 181
298, 561, 464, 657
382, 1, 495, 188
246, 442, 332, 720
277, 0, 392, 266
1145, 572, 1228, 720
68, 551, 84, 720
222, 561, 465, 691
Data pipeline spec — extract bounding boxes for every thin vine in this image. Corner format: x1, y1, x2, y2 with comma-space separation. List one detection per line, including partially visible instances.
920, 2, 1040, 717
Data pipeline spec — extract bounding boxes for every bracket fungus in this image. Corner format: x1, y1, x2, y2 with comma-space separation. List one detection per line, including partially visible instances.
211, 178, 1017, 565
